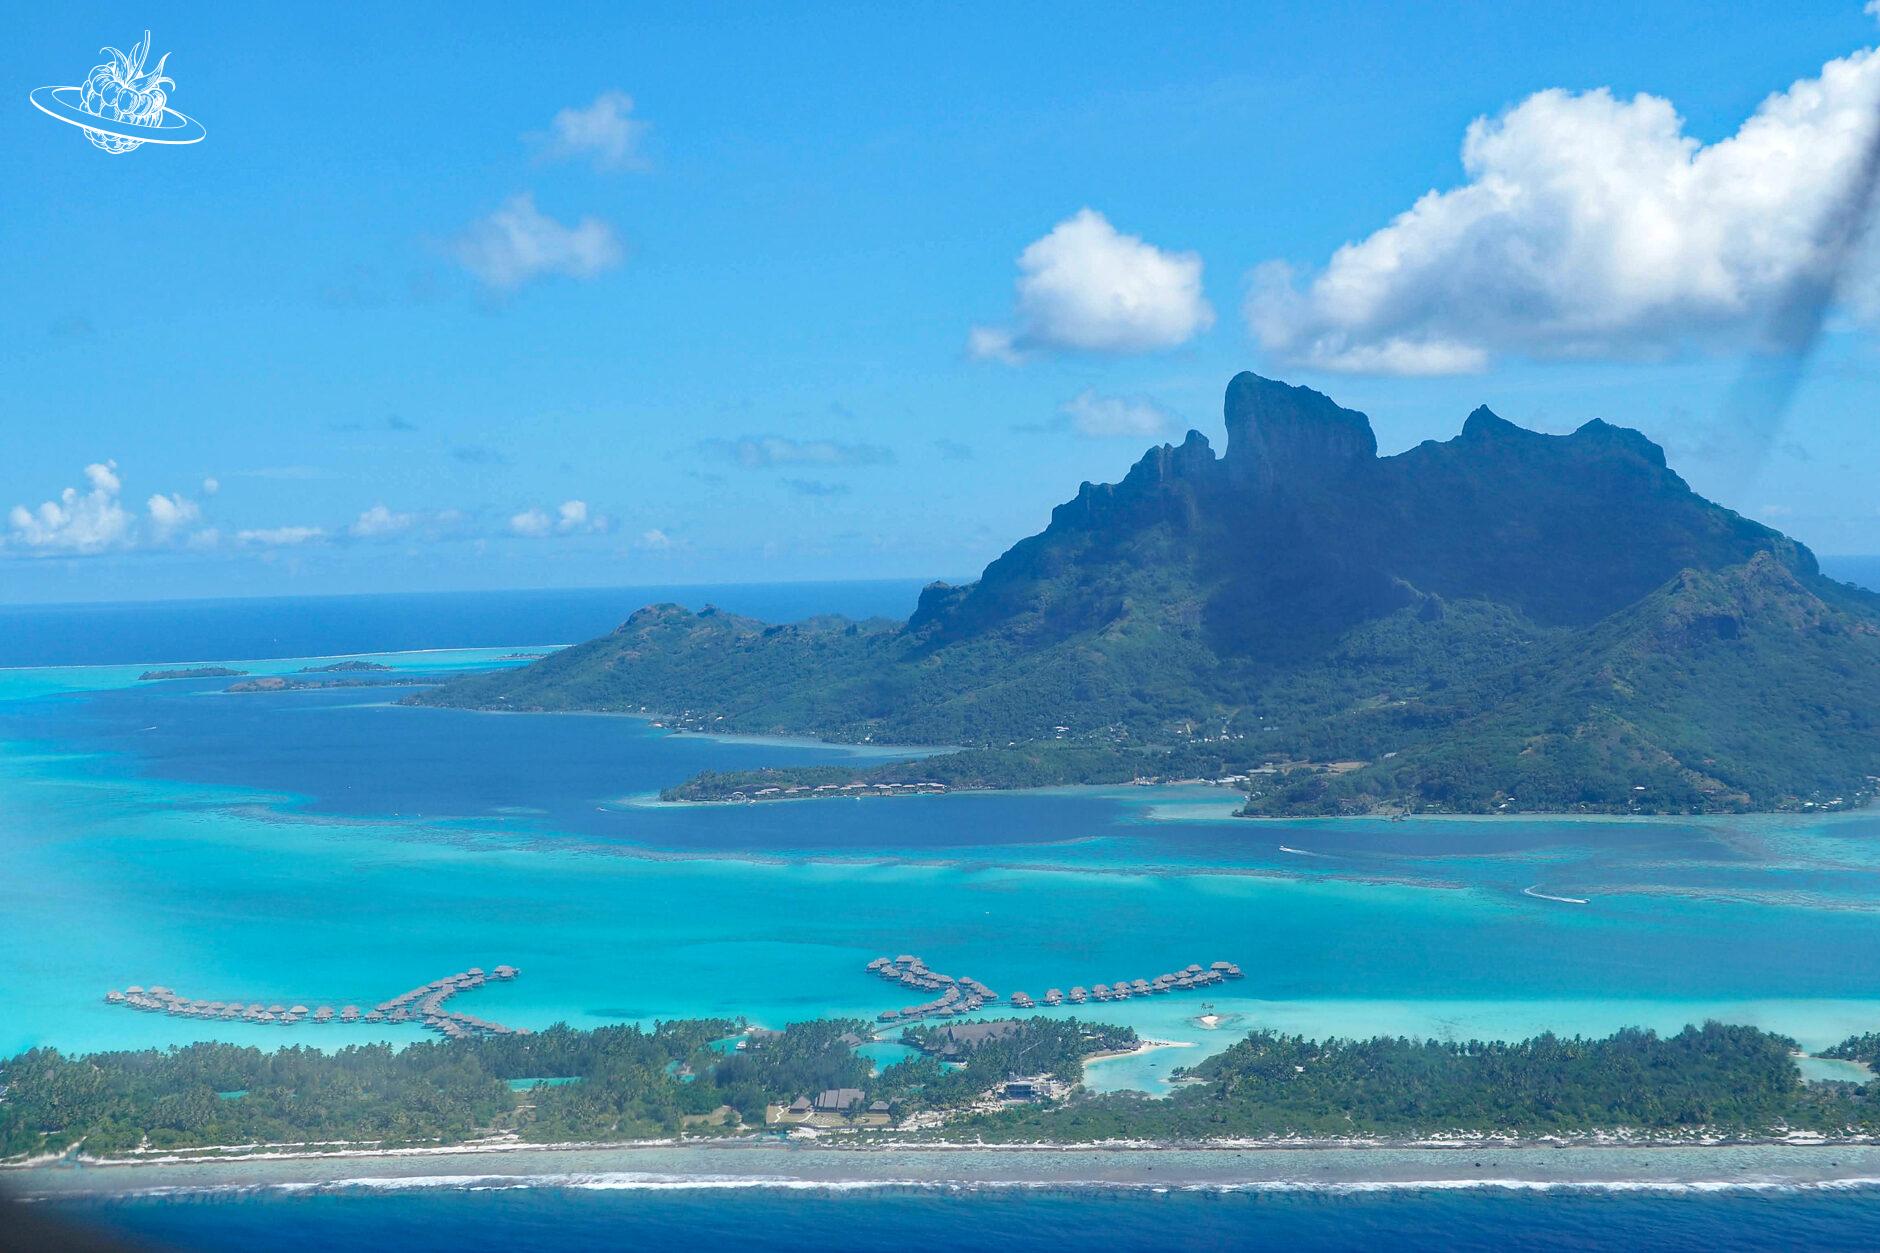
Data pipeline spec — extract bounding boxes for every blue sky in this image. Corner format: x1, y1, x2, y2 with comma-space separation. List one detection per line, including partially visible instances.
4, 2, 1879, 603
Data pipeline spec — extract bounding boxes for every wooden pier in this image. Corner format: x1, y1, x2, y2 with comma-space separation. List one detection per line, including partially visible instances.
103, 964, 527, 1039
865, 954, 1241, 1022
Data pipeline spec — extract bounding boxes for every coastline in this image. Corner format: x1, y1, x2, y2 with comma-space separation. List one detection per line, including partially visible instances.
1081, 1036, 1197, 1067
19, 1136, 1880, 1200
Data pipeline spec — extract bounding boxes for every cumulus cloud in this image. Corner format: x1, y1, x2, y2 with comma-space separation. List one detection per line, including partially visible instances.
236, 526, 324, 547
1058, 389, 1176, 439
452, 193, 624, 291
699, 435, 894, 468
536, 90, 648, 171
1248, 44, 1880, 374
509, 500, 605, 537
201, 477, 220, 495
970, 209, 1214, 360
509, 508, 553, 538
350, 504, 414, 538
146, 493, 200, 539
636, 528, 674, 551
7, 461, 134, 553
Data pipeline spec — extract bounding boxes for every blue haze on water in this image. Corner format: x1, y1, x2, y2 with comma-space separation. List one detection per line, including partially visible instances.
6, 576, 1880, 1246
0, 579, 932, 668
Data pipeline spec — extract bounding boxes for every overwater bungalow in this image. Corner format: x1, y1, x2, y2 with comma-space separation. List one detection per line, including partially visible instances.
1068, 986, 1088, 1003
1044, 989, 1063, 1005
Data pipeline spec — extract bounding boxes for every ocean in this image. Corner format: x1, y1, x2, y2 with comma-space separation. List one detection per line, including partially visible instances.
33, 1186, 1880, 1252
5, 575, 1880, 1249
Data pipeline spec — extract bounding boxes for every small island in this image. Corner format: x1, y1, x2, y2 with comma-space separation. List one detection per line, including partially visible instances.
136, 666, 248, 681
225, 675, 428, 694
298, 660, 394, 674
6, 1017, 1878, 1162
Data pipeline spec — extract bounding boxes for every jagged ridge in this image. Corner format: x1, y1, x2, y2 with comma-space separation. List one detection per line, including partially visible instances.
414, 374, 1880, 815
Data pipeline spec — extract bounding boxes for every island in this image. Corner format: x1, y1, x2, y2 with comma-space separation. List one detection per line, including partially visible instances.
7, 1017, 1878, 1162
298, 660, 394, 674
225, 676, 428, 694
411, 372, 1880, 817
136, 666, 247, 681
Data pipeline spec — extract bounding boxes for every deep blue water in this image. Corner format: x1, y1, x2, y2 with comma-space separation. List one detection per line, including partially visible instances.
0, 580, 929, 668
35, 1187, 1880, 1252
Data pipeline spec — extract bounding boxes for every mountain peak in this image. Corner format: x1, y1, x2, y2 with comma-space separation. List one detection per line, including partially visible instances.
1223, 372, 1377, 492
1460, 405, 1523, 441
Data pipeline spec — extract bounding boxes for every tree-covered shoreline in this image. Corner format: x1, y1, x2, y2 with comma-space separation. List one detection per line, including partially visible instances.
9, 1018, 1880, 1162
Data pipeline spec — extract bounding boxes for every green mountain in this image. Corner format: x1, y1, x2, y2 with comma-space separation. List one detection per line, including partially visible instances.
414, 373, 1880, 815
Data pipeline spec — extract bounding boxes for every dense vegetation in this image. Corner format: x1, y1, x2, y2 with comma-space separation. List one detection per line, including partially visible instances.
966, 1022, 1875, 1141
878, 1019, 1139, 1108
1821, 1032, 1880, 1064
0, 1020, 728, 1157
415, 373, 1880, 815
10, 1019, 1873, 1160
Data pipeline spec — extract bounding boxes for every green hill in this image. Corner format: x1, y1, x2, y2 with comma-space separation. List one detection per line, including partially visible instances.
413, 373, 1880, 815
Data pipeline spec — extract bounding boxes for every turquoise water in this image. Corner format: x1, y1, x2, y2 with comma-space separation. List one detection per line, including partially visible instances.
9, 584, 1880, 1246
5, 632, 1880, 1084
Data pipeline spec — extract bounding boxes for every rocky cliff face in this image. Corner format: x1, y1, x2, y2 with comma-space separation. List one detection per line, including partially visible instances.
1221, 372, 1377, 494
912, 372, 1806, 649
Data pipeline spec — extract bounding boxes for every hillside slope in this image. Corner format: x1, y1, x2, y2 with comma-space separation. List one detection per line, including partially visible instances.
414, 374, 1880, 815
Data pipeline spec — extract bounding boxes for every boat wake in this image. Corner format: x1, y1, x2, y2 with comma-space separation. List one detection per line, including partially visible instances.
1523, 885, 1589, 905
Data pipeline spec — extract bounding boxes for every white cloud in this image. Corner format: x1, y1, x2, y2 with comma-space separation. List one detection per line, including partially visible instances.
236, 526, 324, 546
509, 508, 553, 538
970, 209, 1214, 360
350, 504, 414, 538
1248, 44, 1880, 374
636, 528, 674, 551
557, 499, 605, 533
85, 461, 121, 495
538, 90, 648, 171
201, 477, 220, 495
511, 500, 606, 537
1058, 389, 1176, 439
146, 492, 200, 539
7, 460, 134, 553
452, 193, 624, 291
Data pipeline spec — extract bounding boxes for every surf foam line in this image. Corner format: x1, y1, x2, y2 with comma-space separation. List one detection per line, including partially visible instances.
28, 1173, 1880, 1202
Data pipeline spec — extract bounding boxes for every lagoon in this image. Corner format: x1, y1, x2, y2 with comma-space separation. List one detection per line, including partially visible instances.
4, 590, 1880, 1092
